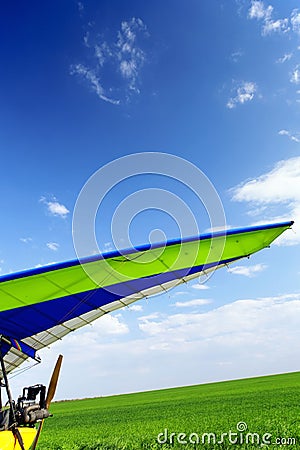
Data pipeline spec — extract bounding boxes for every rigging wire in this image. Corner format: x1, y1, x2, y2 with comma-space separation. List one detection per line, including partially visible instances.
8, 361, 40, 380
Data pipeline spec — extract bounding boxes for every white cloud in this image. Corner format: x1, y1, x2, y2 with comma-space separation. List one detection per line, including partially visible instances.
173, 299, 212, 308
248, 1, 289, 36
278, 129, 289, 136
40, 197, 70, 219
231, 50, 243, 63
20, 237, 32, 244
290, 66, 300, 84
139, 293, 300, 338
91, 314, 129, 336
83, 31, 89, 47
231, 157, 300, 245
278, 129, 300, 143
101, 242, 113, 252
48, 202, 69, 217
227, 81, 257, 109
276, 53, 292, 64
120, 60, 136, 79
262, 18, 289, 35
72, 17, 148, 103
46, 242, 60, 251
77, 2, 84, 12
247, 3, 300, 38
231, 157, 300, 203
138, 312, 161, 321
116, 18, 147, 93
13, 293, 300, 399
291, 9, 300, 35
228, 263, 267, 277
70, 64, 120, 105
248, 1, 272, 20
128, 304, 143, 312
191, 283, 209, 290
94, 45, 106, 66
246, 205, 267, 217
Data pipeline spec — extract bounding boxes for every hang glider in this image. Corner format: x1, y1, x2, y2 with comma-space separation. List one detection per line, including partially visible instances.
0, 221, 293, 376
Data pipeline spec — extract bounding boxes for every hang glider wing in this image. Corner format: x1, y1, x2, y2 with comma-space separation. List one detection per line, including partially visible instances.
0, 221, 293, 375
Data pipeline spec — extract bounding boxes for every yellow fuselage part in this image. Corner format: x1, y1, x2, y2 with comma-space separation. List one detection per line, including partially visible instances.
0, 428, 36, 450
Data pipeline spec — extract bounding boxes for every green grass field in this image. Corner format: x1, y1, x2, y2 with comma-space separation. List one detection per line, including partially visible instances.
38, 372, 300, 449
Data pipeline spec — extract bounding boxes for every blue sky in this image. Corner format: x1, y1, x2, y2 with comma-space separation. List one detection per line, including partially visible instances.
1, 0, 300, 399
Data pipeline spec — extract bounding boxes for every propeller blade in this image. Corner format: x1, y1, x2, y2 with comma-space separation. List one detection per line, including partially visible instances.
31, 354, 63, 450
46, 354, 63, 408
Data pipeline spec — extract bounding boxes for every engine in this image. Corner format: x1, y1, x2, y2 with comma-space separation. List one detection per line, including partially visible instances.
15, 384, 51, 426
